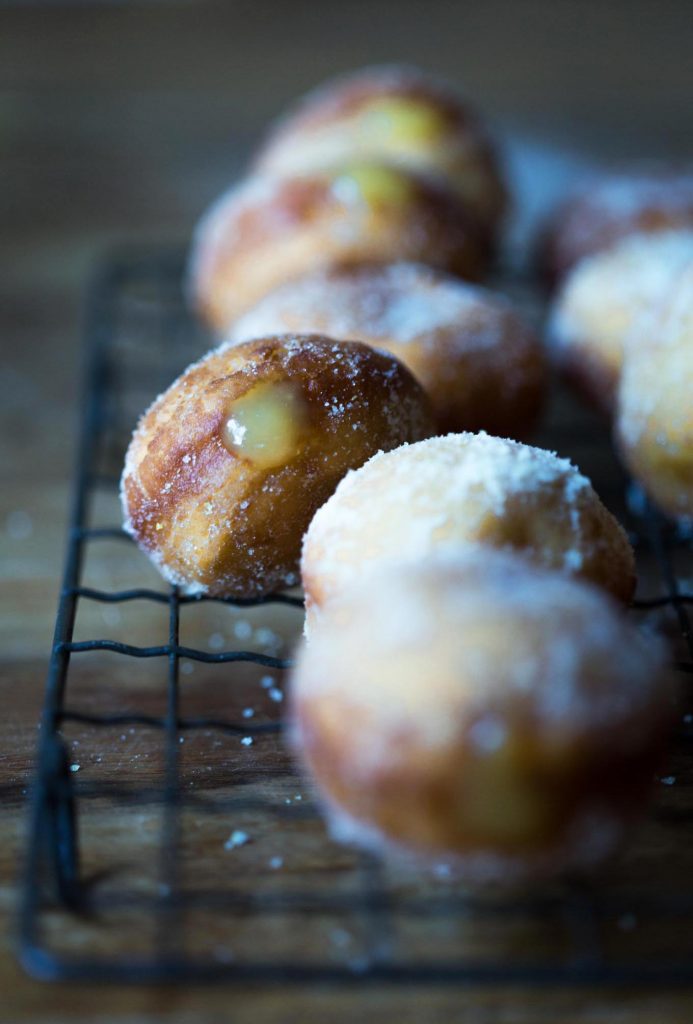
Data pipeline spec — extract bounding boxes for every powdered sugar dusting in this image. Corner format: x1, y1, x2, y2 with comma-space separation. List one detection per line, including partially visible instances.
617, 260, 693, 517
227, 264, 545, 436
298, 547, 662, 733
229, 263, 501, 347
291, 549, 668, 876
302, 432, 633, 623
545, 166, 693, 280
549, 230, 693, 381
188, 175, 285, 303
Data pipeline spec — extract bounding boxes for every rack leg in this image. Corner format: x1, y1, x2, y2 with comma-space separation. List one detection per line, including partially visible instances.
42, 735, 83, 910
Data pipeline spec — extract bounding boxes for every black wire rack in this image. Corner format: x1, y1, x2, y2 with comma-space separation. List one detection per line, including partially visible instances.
18, 249, 693, 986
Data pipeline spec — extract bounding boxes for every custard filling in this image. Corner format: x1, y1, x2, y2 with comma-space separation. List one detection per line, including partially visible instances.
330, 162, 414, 210
358, 97, 447, 146
223, 381, 307, 469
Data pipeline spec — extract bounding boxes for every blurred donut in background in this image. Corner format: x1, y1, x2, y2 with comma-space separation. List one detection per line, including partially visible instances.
190, 162, 491, 334
538, 166, 693, 287
253, 64, 507, 241
548, 230, 693, 414
617, 261, 693, 520
229, 263, 546, 437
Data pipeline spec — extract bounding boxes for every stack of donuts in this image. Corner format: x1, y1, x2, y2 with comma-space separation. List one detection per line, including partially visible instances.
120, 67, 680, 883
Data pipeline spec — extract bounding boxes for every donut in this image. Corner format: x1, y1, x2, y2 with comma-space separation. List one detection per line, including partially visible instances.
617, 262, 693, 520
301, 432, 636, 630
548, 231, 693, 414
290, 551, 671, 879
252, 64, 507, 239
189, 162, 491, 334
539, 166, 693, 286
121, 335, 433, 597
228, 263, 547, 438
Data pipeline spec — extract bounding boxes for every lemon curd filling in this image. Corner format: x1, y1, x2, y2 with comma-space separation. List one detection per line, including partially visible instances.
330, 162, 414, 210
357, 97, 447, 146
459, 751, 554, 847
222, 381, 307, 469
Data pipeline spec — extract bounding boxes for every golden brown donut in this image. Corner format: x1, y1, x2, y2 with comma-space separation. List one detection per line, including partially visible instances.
548, 231, 693, 414
301, 432, 636, 631
253, 64, 507, 239
121, 335, 433, 597
228, 263, 547, 438
189, 162, 491, 334
290, 550, 671, 879
539, 166, 693, 286
617, 262, 693, 520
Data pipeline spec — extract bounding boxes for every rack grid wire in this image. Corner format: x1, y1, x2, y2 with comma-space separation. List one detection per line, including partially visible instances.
18, 249, 693, 986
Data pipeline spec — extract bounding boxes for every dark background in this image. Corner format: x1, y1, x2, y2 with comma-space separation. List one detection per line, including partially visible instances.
1, 3, 692, 1020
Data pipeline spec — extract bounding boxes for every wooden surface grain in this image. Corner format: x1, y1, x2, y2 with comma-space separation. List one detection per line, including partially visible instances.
2, 2, 693, 1020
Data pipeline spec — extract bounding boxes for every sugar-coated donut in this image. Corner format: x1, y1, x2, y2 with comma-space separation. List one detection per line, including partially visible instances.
253, 64, 506, 239
189, 163, 490, 334
548, 231, 693, 413
617, 262, 693, 520
301, 432, 635, 630
228, 264, 546, 438
539, 167, 693, 286
290, 551, 671, 879
121, 335, 433, 597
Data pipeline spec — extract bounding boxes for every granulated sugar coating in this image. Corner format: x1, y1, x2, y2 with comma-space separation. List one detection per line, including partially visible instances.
188, 160, 490, 334
290, 549, 671, 880
228, 263, 546, 437
121, 334, 433, 598
617, 261, 693, 519
540, 166, 693, 285
548, 230, 693, 413
301, 432, 635, 631
252, 63, 507, 236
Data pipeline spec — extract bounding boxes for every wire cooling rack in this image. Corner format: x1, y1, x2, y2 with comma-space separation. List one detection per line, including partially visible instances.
18, 249, 693, 985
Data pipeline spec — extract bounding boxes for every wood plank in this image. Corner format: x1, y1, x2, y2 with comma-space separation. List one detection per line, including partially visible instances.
3, 2, 693, 1018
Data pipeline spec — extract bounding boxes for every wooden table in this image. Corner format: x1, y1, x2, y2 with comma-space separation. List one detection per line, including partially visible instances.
2, 3, 692, 1020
